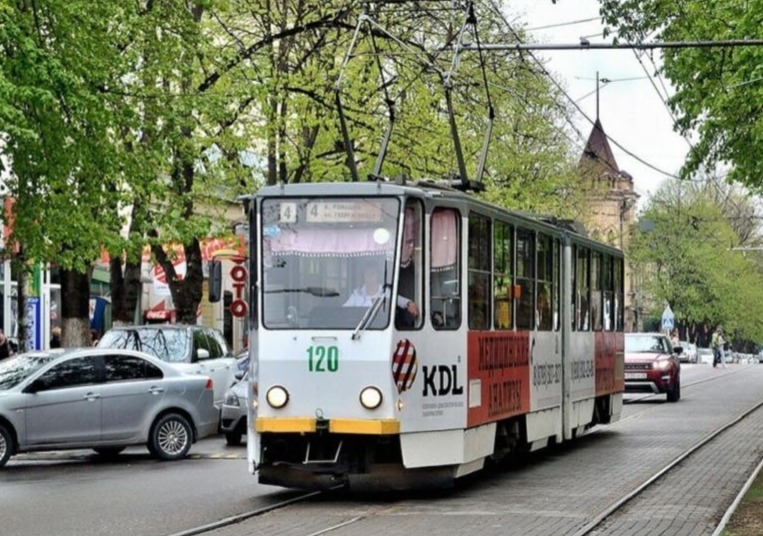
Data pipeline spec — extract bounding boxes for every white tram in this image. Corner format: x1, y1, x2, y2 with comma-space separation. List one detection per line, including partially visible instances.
244, 180, 624, 490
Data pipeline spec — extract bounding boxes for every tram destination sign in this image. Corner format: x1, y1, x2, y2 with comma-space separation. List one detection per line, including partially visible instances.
304, 200, 383, 223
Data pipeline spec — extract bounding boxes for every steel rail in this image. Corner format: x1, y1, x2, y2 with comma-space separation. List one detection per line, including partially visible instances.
571, 397, 763, 536
163, 490, 328, 536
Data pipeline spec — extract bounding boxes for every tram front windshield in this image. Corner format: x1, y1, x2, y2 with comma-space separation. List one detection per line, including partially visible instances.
261, 197, 401, 330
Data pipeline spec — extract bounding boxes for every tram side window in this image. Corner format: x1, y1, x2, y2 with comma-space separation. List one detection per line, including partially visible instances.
602, 254, 614, 331
553, 239, 561, 331
430, 208, 461, 330
614, 257, 624, 331
575, 246, 590, 331
591, 251, 602, 331
536, 233, 554, 331
398, 200, 424, 330
516, 229, 535, 330
493, 221, 513, 329
468, 214, 491, 330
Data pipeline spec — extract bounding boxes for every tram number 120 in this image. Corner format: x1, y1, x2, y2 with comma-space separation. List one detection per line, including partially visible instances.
307, 345, 339, 372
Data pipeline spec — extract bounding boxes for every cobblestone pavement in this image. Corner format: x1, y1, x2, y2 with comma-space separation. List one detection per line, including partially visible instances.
202, 365, 763, 536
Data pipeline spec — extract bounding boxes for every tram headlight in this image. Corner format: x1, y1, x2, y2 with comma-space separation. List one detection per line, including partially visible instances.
359, 387, 383, 410
266, 386, 289, 409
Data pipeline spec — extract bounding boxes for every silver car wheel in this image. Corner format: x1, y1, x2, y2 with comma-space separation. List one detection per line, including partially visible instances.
149, 414, 192, 461
158, 419, 189, 455
0, 424, 11, 468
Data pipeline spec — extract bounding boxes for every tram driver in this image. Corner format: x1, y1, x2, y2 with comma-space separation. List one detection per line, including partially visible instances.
343, 261, 419, 320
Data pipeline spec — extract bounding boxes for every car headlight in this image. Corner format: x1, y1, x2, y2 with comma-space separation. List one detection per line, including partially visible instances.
653, 359, 672, 370
359, 387, 383, 410
224, 391, 240, 407
266, 386, 289, 409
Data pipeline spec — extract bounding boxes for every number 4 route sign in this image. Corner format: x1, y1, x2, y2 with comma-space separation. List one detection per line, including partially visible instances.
661, 305, 675, 332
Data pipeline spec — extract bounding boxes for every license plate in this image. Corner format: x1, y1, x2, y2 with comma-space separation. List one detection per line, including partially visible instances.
625, 372, 647, 380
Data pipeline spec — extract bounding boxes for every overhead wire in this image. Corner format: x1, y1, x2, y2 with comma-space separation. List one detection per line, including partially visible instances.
484, 3, 679, 179
629, 14, 753, 219
524, 16, 601, 32
625, 21, 762, 237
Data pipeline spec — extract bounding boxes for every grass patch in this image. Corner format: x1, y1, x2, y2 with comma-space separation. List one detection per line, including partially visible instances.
722, 468, 763, 536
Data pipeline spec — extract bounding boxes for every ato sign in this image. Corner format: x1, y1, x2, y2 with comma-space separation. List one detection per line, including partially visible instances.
229, 261, 248, 318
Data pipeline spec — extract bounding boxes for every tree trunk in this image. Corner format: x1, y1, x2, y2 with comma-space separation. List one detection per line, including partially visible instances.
152, 237, 203, 325
60, 267, 93, 347
13, 253, 28, 351
110, 256, 142, 325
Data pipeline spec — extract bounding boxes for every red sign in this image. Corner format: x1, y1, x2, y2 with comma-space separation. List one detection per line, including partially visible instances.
230, 260, 248, 318
467, 331, 531, 427
595, 331, 625, 395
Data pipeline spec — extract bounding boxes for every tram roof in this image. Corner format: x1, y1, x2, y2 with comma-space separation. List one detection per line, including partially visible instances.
250, 180, 622, 256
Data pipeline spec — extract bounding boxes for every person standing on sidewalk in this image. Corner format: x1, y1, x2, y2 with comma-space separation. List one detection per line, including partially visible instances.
0, 329, 13, 361
711, 327, 727, 369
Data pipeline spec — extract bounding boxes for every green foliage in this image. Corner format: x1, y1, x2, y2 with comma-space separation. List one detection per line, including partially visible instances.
629, 180, 763, 342
600, 0, 763, 189
0, 0, 589, 324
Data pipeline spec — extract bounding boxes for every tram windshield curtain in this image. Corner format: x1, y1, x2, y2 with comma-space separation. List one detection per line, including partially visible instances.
431, 210, 458, 271
265, 227, 393, 258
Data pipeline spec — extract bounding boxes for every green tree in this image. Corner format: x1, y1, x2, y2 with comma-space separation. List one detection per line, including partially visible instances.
599, 0, 763, 188
0, 1, 134, 345
630, 179, 763, 343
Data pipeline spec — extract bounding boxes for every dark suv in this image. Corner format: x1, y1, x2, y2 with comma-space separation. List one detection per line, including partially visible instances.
98, 325, 236, 407
624, 332, 681, 402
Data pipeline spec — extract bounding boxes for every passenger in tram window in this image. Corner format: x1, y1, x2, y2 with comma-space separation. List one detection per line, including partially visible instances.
343, 262, 419, 319
468, 274, 490, 330
537, 284, 551, 331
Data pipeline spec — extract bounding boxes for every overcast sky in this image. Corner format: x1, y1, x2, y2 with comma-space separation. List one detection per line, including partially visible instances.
507, 0, 689, 204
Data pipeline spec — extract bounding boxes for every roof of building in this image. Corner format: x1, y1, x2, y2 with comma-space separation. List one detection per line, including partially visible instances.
579, 118, 620, 176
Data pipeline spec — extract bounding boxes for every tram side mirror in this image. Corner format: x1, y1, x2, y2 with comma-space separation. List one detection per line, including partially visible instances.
208, 260, 222, 303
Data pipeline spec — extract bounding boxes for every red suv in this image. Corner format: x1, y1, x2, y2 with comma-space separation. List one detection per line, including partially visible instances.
624, 333, 681, 402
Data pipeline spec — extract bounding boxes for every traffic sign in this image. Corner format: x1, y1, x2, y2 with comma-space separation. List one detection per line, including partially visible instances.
661, 305, 675, 331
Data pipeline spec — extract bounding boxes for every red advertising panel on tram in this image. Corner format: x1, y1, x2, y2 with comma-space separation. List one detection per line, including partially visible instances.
467, 331, 531, 427
595, 331, 624, 395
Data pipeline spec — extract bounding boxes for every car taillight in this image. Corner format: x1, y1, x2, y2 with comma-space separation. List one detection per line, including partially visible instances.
205, 378, 214, 390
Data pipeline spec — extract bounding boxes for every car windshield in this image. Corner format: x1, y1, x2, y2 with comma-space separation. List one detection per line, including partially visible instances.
98, 328, 189, 363
625, 335, 670, 353
0, 353, 56, 390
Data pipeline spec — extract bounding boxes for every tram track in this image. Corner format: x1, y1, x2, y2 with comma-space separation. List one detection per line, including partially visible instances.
168, 366, 762, 536
573, 396, 763, 536
164, 490, 326, 536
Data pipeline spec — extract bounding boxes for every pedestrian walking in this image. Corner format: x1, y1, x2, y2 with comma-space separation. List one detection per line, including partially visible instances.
711, 326, 727, 369
0, 328, 13, 361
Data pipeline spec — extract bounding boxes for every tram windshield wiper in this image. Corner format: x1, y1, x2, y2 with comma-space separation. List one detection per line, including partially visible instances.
352, 290, 388, 340
265, 287, 340, 297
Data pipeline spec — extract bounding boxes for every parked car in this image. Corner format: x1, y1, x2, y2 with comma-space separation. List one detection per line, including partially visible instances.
0, 348, 219, 468
98, 325, 237, 407
221, 373, 248, 446
624, 332, 681, 402
698, 347, 715, 365
677, 340, 698, 363
220, 353, 257, 446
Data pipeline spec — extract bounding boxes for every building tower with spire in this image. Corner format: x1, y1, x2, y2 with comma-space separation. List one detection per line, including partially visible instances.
578, 117, 641, 332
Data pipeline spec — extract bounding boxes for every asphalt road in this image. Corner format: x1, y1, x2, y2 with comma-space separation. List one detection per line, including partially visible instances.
0, 437, 299, 536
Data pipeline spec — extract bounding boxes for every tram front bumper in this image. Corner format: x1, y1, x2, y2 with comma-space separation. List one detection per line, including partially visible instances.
255, 417, 400, 435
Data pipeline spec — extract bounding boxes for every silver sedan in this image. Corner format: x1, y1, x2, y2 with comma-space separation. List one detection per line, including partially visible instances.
0, 348, 219, 468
